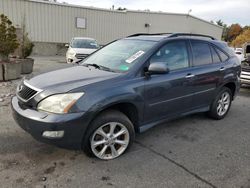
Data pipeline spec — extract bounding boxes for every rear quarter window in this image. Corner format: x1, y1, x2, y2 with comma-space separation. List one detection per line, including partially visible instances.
215, 47, 229, 62
210, 46, 221, 63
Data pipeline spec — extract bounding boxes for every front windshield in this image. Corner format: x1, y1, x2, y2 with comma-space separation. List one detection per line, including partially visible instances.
70, 39, 99, 49
81, 39, 156, 72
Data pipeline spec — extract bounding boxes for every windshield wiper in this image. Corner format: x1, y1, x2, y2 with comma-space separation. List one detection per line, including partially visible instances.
84, 63, 100, 69
83, 63, 116, 72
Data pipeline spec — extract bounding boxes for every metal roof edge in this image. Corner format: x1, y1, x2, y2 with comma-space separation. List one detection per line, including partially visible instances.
189, 15, 224, 29
27, 0, 223, 29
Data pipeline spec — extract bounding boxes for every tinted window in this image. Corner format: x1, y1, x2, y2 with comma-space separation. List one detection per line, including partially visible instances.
215, 47, 229, 62
191, 41, 212, 66
211, 46, 221, 63
150, 41, 189, 71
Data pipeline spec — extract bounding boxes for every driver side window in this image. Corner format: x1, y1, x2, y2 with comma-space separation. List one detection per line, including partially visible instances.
150, 41, 189, 71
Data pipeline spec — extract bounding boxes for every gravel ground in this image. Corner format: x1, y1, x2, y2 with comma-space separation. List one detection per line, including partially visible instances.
0, 57, 250, 188
0, 56, 70, 107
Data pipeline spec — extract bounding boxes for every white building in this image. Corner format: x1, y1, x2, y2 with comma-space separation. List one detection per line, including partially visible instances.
0, 0, 223, 55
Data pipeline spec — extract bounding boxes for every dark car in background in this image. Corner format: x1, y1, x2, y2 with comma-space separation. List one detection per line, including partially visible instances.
12, 33, 241, 160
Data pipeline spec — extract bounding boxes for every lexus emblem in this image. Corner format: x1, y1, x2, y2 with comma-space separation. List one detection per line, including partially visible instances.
18, 85, 23, 93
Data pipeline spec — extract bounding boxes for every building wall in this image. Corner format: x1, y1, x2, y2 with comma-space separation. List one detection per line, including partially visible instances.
0, 0, 223, 55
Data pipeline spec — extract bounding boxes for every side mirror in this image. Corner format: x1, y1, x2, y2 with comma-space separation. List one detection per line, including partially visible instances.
65, 44, 69, 48
147, 62, 169, 75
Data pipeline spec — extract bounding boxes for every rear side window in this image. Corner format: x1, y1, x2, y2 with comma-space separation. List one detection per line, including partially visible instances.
211, 46, 221, 63
215, 47, 229, 62
191, 41, 212, 66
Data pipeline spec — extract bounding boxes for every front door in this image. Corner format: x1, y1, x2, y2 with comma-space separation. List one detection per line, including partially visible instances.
143, 40, 195, 123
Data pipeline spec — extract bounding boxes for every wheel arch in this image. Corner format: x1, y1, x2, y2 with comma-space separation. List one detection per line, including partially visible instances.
222, 82, 236, 99
93, 102, 140, 132
83, 99, 143, 139
81, 100, 141, 151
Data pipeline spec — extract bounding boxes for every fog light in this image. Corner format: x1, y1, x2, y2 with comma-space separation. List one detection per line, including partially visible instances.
42, 131, 64, 138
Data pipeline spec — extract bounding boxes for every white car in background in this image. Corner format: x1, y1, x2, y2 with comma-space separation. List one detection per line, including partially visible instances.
234, 48, 245, 62
66, 37, 99, 64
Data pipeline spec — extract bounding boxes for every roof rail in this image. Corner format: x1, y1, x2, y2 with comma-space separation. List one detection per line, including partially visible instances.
127, 33, 171, 37
169, 33, 216, 40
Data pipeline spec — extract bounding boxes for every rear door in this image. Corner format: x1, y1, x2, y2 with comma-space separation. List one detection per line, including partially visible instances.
189, 40, 227, 108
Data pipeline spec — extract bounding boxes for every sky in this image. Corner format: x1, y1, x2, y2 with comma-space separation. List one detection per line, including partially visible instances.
58, 0, 250, 26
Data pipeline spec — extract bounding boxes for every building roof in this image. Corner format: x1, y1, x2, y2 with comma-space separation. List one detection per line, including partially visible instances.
28, 0, 223, 29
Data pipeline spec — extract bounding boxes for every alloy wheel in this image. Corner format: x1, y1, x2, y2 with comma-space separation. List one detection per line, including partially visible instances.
217, 91, 230, 117
90, 122, 130, 160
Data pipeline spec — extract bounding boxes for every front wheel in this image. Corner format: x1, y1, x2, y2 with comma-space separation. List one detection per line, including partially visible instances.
83, 110, 135, 160
208, 87, 232, 120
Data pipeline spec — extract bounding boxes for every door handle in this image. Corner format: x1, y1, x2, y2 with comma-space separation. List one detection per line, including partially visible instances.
185, 74, 195, 78
219, 67, 225, 71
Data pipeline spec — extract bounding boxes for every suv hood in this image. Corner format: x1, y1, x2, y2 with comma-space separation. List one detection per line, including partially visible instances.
26, 66, 121, 92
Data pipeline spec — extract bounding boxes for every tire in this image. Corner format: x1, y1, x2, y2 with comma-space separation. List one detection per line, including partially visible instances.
82, 110, 135, 160
208, 87, 232, 120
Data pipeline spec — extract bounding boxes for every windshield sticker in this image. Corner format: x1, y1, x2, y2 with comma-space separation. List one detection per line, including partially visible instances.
119, 65, 129, 71
125, 51, 145, 64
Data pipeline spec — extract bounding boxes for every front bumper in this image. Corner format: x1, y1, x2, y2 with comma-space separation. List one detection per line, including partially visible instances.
11, 96, 90, 149
66, 55, 80, 64
66, 54, 88, 64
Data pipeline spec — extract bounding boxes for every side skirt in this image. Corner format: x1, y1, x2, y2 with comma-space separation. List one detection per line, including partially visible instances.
138, 106, 210, 133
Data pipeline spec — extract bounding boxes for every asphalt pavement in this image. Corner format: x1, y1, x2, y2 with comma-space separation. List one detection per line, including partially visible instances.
0, 57, 250, 188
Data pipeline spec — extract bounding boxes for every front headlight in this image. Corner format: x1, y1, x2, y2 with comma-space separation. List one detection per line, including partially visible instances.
37, 93, 84, 114
68, 51, 76, 56
67, 49, 76, 56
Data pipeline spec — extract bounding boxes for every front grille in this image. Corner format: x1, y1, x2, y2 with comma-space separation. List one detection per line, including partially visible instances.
75, 53, 88, 59
17, 83, 38, 101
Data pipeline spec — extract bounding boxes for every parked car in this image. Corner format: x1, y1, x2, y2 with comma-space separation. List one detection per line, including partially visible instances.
12, 33, 241, 160
66, 37, 99, 64
234, 48, 245, 62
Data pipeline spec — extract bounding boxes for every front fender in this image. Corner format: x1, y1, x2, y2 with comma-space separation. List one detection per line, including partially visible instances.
87, 93, 144, 123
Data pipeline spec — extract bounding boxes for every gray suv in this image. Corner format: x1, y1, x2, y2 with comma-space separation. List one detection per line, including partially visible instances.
12, 33, 241, 160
